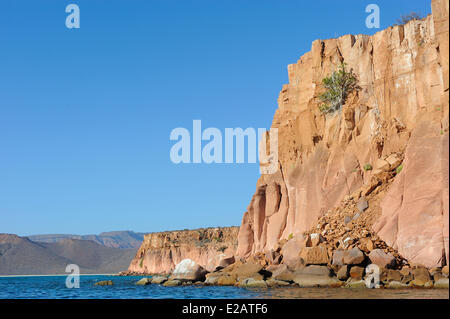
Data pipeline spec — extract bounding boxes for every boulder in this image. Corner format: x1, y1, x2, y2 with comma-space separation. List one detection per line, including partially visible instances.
266, 278, 290, 287
344, 280, 367, 288
293, 275, 342, 288
292, 265, 342, 287
163, 279, 181, 287
409, 280, 433, 288
94, 280, 113, 286
281, 237, 305, 266
399, 267, 412, 277
299, 246, 329, 265
357, 198, 369, 213
368, 249, 396, 269
337, 265, 349, 281
204, 273, 220, 285
433, 272, 446, 281
151, 275, 168, 284
360, 238, 374, 251
344, 216, 352, 224
271, 264, 295, 282
332, 249, 345, 267
385, 154, 402, 169
294, 265, 331, 276
387, 281, 408, 289
230, 261, 263, 281
434, 278, 449, 289
343, 248, 365, 265
171, 259, 208, 282
412, 267, 431, 286
238, 278, 268, 288
349, 266, 365, 280
310, 233, 324, 247
217, 274, 237, 286
442, 265, 449, 277
135, 278, 151, 286
386, 269, 402, 282
375, 158, 390, 172
399, 268, 414, 284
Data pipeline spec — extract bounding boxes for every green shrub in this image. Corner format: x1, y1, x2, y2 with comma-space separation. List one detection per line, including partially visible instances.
139, 257, 144, 268
319, 62, 358, 114
288, 233, 293, 240
396, 164, 403, 174
217, 246, 227, 253
396, 12, 423, 25
363, 164, 373, 171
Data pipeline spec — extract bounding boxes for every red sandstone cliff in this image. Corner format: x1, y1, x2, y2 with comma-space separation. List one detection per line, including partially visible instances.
237, 0, 449, 269
127, 227, 238, 274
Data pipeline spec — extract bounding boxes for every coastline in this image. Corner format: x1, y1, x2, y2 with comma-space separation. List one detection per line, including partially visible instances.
0, 274, 118, 278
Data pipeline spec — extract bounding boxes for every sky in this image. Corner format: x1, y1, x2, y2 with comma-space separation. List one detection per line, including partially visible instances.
0, 0, 431, 236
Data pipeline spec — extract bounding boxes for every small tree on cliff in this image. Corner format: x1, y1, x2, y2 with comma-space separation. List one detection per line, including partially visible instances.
396, 12, 423, 25
318, 62, 358, 114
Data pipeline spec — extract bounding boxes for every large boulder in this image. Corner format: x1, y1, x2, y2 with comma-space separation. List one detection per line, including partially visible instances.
171, 259, 208, 282
337, 265, 349, 281
163, 279, 182, 287
386, 269, 402, 282
217, 274, 237, 286
368, 249, 396, 269
343, 248, 365, 265
271, 264, 295, 282
299, 246, 329, 265
434, 278, 449, 289
410, 267, 432, 287
151, 275, 168, 284
227, 261, 264, 281
349, 266, 365, 280
292, 265, 342, 288
332, 249, 345, 267
136, 278, 152, 286
238, 278, 268, 288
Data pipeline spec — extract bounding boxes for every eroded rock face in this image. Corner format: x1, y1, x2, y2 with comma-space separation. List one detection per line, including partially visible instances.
236, 0, 449, 269
128, 227, 238, 274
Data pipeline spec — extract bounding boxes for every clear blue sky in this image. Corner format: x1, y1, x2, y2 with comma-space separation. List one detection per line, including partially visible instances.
0, 0, 431, 236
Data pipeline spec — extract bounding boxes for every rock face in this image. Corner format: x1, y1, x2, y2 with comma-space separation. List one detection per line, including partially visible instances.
236, 0, 449, 269
127, 227, 238, 274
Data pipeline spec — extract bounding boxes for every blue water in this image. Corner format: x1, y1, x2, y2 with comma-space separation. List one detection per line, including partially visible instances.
0, 275, 448, 299
0, 275, 263, 299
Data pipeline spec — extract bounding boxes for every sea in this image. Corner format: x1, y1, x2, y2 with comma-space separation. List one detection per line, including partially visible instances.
0, 275, 448, 299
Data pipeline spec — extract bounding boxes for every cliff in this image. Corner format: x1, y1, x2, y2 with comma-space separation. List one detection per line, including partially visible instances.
237, 0, 449, 269
28, 231, 145, 249
127, 227, 239, 274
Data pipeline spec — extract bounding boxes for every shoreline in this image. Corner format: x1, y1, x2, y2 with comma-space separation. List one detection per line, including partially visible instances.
0, 274, 118, 278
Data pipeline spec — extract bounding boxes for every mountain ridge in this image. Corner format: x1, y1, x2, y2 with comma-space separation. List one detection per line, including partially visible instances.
0, 233, 137, 275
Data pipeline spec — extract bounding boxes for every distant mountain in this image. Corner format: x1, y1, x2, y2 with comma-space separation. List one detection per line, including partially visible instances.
27, 230, 146, 249
0, 234, 138, 275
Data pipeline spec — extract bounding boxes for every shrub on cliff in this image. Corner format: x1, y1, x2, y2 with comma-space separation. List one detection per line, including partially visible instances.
395, 12, 423, 25
319, 62, 358, 114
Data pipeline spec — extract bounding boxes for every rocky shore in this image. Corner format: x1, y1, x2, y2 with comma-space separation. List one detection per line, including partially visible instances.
125, 256, 449, 289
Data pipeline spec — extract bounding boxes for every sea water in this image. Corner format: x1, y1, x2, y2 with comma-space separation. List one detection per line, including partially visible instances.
0, 275, 447, 299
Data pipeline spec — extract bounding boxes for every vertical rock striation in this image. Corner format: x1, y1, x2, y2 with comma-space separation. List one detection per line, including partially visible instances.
237, 0, 449, 269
